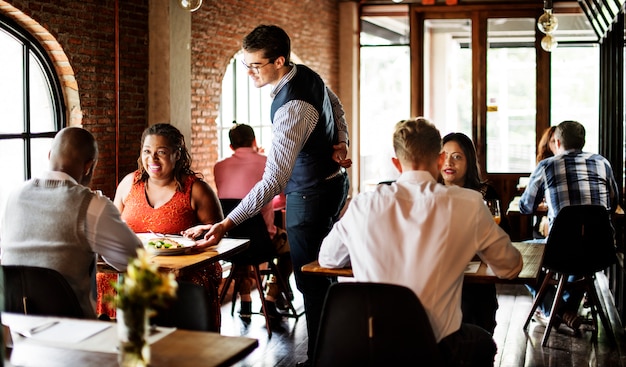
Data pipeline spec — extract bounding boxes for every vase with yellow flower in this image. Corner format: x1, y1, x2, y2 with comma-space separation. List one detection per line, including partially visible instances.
108, 249, 178, 367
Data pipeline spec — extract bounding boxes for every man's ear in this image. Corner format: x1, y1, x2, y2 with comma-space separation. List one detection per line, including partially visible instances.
555, 137, 563, 152
84, 159, 96, 177
437, 151, 445, 171
273, 56, 286, 68
391, 157, 402, 174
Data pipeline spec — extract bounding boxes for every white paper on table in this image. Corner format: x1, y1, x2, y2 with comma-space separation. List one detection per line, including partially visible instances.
464, 261, 481, 274
2, 314, 56, 337
29, 320, 111, 343
3, 313, 111, 344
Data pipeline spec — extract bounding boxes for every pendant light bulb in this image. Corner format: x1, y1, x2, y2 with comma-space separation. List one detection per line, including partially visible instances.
179, 0, 202, 12
537, 9, 558, 34
541, 34, 558, 52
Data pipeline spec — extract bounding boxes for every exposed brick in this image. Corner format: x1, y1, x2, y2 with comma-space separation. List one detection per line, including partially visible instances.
2, 0, 339, 195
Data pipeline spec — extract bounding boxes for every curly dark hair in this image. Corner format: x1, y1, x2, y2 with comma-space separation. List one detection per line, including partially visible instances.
135, 123, 200, 191
441, 132, 483, 190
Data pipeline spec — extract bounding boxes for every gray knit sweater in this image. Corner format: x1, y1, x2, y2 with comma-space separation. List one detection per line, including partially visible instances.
2, 178, 97, 318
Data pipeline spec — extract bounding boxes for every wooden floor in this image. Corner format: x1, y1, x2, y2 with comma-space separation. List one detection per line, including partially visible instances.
219, 274, 626, 367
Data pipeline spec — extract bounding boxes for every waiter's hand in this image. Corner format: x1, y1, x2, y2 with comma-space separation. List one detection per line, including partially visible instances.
181, 224, 209, 240
194, 218, 233, 249
333, 142, 352, 168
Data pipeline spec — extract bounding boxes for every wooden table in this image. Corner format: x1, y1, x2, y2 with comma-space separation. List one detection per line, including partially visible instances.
96, 238, 250, 332
98, 238, 250, 276
4, 313, 258, 367
506, 199, 547, 241
302, 242, 545, 285
151, 238, 250, 277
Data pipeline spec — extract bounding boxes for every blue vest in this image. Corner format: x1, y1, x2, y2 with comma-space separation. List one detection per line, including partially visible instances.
270, 65, 339, 193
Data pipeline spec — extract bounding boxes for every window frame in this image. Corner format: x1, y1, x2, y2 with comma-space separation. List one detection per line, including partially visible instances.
0, 13, 65, 180
217, 52, 273, 161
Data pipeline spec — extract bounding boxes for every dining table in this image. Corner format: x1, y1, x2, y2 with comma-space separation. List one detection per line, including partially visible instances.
97, 237, 251, 332
2, 312, 258, 367
301, 242, 546, 285
97, 237, 250, 277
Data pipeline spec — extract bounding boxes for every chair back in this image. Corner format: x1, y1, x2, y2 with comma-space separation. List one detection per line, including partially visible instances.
219, 198, 275, 263
1, 265, 85, 318
544, 205, 616, 275
150, 281, 212, 331
313, 282, 442, 367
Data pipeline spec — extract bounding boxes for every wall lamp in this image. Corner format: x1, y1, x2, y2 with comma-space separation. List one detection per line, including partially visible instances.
537, 0, 559, 52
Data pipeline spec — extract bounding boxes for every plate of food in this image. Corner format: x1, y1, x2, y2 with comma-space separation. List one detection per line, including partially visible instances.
136, 233, 196, 255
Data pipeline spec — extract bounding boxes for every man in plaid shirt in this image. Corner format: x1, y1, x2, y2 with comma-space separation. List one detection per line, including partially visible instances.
519, 119, 619, 330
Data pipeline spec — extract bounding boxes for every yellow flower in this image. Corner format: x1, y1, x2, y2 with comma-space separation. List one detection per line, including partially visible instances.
107, 249, 178, 311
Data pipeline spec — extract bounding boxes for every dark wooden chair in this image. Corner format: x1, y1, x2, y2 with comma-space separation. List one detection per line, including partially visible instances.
2, 265, 85, 318
313, 282, 443, 367
523, 204, 617, 346
218, 198, 300, 338
150, 281, 212, 331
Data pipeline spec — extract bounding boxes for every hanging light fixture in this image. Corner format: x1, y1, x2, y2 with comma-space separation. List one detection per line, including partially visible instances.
179, 0, 202, 12
537, 0, 558, 52
540, 34, 558, 52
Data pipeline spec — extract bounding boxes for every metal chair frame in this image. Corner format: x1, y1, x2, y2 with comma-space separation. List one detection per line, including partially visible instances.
523, 205, 617, 346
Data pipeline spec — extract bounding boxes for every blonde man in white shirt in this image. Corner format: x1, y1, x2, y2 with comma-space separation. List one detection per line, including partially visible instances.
319, 117, 523, 367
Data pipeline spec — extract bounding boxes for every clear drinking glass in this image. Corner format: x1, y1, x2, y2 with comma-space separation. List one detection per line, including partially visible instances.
485, 199, 501, 225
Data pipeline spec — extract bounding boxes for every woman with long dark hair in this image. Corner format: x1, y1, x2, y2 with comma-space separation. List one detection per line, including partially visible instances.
440, 132, 502, 334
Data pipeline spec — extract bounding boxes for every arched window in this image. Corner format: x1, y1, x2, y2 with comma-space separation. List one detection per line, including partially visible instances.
0, 13, 65, 208
217, 51, 273, 159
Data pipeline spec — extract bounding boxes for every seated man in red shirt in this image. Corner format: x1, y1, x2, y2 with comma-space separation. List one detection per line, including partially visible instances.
214, 123, 291, 320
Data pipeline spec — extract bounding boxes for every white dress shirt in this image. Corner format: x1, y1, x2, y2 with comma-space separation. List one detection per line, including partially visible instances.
319, 170, 523, 342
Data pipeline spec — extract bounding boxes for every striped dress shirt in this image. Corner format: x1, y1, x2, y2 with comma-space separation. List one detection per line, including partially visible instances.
227, 64, 349, 226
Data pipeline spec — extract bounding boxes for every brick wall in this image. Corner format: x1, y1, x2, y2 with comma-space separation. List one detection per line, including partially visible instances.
191, 0, 340, 184
2, 0, 340, 195
3, 0, 150, 197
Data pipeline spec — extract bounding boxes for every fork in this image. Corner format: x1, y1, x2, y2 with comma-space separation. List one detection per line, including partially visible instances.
149, 230, 166, 238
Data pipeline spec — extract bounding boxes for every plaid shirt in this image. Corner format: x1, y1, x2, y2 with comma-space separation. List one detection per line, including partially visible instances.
519, 149, 619, 228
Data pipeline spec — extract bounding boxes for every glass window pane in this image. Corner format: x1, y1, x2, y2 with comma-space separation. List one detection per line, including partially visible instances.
361, 14, 409, 46
0, 139, 25, 216
360, 45, 410, 189
424, 19, 472, 137
218, 53, 274, 161
219, 128, 232, 159
30, 137, 53, 177
360, 10, 410, 190
550, 45, 599, 153
486, 18, 536, 173
29, 54, 55, 133
1, 14, 62, 216
258, 125, 272, 155
0, 29, 24, 134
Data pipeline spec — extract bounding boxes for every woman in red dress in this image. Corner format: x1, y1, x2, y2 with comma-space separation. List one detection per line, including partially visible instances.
97, 123, 223, 330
